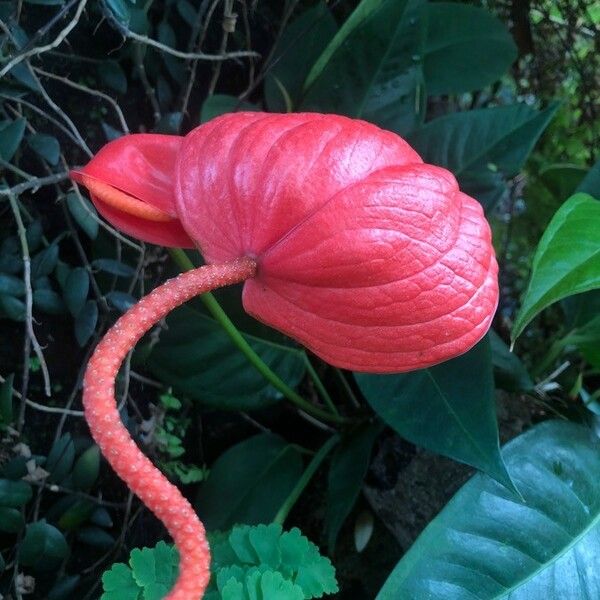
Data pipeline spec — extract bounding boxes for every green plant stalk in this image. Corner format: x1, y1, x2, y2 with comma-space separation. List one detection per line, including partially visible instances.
168, 248, 348, 425
273, 434, 340, 526
304, 356, 340, 417
534, 332, 575, 377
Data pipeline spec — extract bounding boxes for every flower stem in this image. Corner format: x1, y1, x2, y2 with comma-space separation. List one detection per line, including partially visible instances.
304, 356, 340, 417
168, 248, 348, 425
83, 259, 256, 599
273, 435, 340, 526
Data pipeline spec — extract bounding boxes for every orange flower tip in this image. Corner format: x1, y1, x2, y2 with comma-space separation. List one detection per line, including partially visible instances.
70, 170, 174, 223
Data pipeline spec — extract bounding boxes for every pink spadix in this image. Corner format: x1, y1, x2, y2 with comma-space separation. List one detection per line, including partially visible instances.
72, 112, 498, 598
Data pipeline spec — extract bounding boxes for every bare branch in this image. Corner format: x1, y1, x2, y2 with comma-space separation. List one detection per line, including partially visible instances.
0, 0, 88, 78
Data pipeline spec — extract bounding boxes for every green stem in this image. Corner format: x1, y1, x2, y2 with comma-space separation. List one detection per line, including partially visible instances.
533, 334, 573, 377
334, 367, 360, 408
168, 248, 348, 425
273, 435, 339, 526
304, 357, 339, 417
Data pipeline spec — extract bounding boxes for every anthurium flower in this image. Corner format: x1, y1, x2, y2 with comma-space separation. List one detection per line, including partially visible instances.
73, 112, 499, 599
176, 113, 498, 372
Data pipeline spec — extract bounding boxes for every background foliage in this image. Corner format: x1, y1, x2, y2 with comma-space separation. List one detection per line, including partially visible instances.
0, 0, 598, 598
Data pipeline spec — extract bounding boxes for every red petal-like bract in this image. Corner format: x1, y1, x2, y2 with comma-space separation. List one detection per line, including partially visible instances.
72, 134, 194, 248
176, 113, 498, 372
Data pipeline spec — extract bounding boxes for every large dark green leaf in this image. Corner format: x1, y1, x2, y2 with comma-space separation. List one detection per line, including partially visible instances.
301, 0, 426, 136
512, 193, 600, 340
377, 420, 600, 599
489, 330, 533, 392
199, 95, 258, 124
325, 423, 381, 552
265, 2, 338, 112
408, 103, 559, 210
424, 2, 517, 95
147, 305, 306, 410
195, 433, 303, 531
355, 338, 511, 487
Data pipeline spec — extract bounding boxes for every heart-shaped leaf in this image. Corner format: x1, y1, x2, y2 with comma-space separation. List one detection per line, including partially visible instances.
513, 193, 600, 340
355, 338, 512, 488
408, 103, 559, 210
301, 0, 426, 135
377, 420, 600, 599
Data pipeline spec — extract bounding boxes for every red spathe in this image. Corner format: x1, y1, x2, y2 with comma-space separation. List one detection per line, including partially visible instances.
175, 113, 498, 372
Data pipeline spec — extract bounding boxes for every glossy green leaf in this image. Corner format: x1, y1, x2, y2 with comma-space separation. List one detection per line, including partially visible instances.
30, 243, 59, 279
46, 433, 75, 484
0, 373, 14, 425
106, 290, 136, 312
54, 497, 95, 531
355, 338, 512, 487
265, 2, 338, 112
577, 158, 600, 196
7, 62, 40, 92
556, 162, 600, 323
147, 305, 306, 410
0, 118, 26, 161
19, 520, 69, 570
72, 445, 100, 491
200, 94, 258, 124
27, 133, 60, 165
33, 289, 67, 315
26, 221, 43, 253
64, 267, 89, 317
75, 299, 99, 346
195, 433, 303, 531
66, 192, 99, 239
513, 193, 600, 340
489, 330, 533, 392
0, 294, 26, 321
301, 0, 426, 136
0, 506, 24, 532
424, 2, 517, 95
0, 273, 25, 296
91, 258, 135, 277
325, 423, 381, 552
377, 420, 600, 599
90, 506, 113, 528
77, 526, 115, 549
408, 103, 559, 210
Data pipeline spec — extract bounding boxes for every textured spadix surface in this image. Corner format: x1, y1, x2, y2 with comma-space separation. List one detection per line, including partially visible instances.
175, 113, 498, 372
